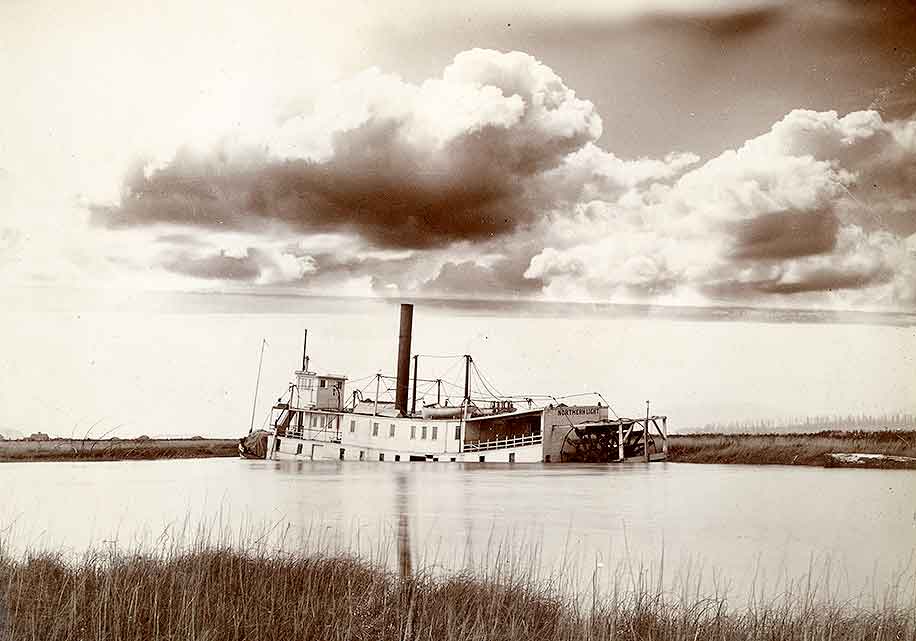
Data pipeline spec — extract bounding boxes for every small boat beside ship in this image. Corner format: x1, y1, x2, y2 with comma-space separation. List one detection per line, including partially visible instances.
240, 304, 668, 463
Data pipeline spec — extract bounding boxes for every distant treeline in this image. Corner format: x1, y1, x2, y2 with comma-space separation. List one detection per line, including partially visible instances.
698, 412, 916, 434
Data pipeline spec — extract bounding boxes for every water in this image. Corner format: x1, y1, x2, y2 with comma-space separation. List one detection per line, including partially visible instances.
2, 458, 914, 604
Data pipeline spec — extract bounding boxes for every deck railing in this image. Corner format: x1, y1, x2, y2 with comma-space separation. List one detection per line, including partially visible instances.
278, 427, 341, 443
463, 433, 542, 452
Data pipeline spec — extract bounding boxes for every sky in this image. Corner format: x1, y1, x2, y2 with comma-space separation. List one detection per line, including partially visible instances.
2, 0, 916, 310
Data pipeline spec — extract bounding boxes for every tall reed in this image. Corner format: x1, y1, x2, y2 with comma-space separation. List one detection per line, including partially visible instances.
1, 540, 913, 641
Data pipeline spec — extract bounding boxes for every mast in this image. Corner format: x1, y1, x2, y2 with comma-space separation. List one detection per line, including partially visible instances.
374, 373, 381, 416
249, 339, 267, 434
301, 329, 309, 372
463, 354, 472, 404
411, 354, 419, 415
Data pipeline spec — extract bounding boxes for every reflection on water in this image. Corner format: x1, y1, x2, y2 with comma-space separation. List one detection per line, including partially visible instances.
396, 472, 411, 578
1, 458, 914, 603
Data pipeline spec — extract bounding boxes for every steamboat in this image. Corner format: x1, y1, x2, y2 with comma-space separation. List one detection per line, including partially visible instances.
239, 304, 668, 463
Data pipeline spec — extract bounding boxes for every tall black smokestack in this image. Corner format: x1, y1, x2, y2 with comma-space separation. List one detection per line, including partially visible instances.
395, 303, 414, 416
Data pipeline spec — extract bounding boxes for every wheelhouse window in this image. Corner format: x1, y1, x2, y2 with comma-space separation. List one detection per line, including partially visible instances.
372, 422, 379, 437
410, 426, 416, 439
389, 424, 396, 438
421, 426, 427, 440
431, 426, 438, 440
350, 420, 356, 433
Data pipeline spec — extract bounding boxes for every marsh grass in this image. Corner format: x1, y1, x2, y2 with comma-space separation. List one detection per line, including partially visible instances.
669, 430, 916, 466
0, 439, 238, 463
1, 538, 914, 641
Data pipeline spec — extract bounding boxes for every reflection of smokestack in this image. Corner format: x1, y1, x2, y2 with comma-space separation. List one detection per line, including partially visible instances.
395, 304, 413, 416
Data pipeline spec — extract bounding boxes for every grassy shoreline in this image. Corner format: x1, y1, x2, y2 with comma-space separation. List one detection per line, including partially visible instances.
1, 546, 913, 641
667, 431, 916, 467
0, 438, 238, 462
3, 432, 916, 467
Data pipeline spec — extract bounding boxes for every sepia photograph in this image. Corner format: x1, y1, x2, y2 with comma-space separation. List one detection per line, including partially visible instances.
1, 0, 915, 638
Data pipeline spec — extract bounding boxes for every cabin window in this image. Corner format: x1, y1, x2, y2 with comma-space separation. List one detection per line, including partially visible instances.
421, 426, 427, 440
395, 455, 401, 461
509, 453, 515, 463
372, 423, 379, 437
379, 453, 385, 461
275, 438, 281, 451
359, 450, 365, 461
544, 455, 551, 463
454, 426, 461, 440
339, 448, 345, 460
410, 426, 416, 439
479, 455, 485, 462
350, 420, 356, 433
431, 426, 438, 440
320, 380, 327, 388
310, 414, 317, 428
389, 424, 395, 438
296, 443, 303, 455
433, 457, 438, 462
450, 457, 456, 462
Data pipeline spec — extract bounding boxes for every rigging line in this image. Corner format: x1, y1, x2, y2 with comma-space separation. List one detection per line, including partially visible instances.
471, 361, 504, 399
471, 359, 505, 397
837, 181, 884, 224
597, 392, 621, 420
415, 354, 465, 359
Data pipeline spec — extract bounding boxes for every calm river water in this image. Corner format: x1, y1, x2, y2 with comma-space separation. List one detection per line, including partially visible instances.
2, 458, 914, 604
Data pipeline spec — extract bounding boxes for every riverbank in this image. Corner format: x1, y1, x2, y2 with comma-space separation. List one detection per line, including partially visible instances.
668, 430, 916, 467
0, 438, 237, 462
3, 431, 916, 466
1, 546, 912, 641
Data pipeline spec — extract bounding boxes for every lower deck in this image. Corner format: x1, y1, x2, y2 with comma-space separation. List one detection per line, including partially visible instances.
267, 432, 544, 463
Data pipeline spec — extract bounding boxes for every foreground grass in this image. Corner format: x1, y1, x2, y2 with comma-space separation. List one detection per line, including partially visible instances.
669, 430, 916, 466
1, 547, 913, 641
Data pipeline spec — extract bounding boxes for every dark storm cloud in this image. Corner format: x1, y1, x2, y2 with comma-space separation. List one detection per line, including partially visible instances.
728, 209, 840, 261
93, 137, 525, 250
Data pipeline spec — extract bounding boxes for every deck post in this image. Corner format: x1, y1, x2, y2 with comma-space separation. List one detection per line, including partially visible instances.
618, 421, 624, 461
645, 401, 650, 463
662, 416, 668, 457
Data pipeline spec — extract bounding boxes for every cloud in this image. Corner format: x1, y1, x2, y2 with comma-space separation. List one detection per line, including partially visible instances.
93, 49, 601, 251
161, 245, 317, 285
527, 109, 916, 308
727, 208, 840, 260
78, 51, 916, 310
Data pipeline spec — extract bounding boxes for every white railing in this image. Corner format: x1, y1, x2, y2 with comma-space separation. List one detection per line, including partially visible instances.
463, 433, 542, 452
279, 427, 341, 443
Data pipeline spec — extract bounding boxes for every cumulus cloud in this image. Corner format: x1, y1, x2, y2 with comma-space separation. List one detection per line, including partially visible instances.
93, 49, 602, 251
528, 108, 916, 308
84, 49, 916, 310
